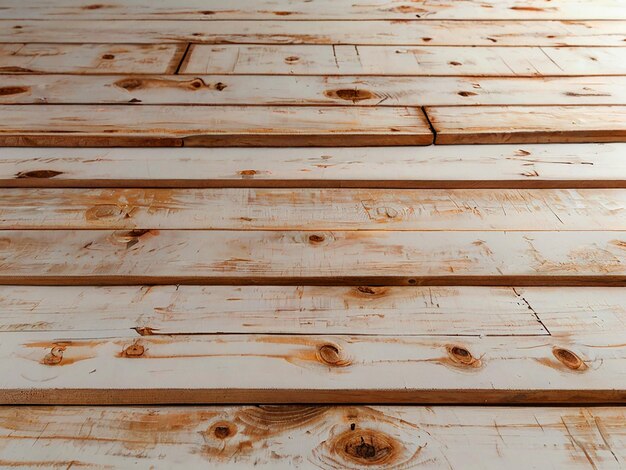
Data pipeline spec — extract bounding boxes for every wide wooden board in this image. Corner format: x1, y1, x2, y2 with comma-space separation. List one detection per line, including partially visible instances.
0, 105, 432, 147
426, 106, 626, 144
1, 230, 626, 285
182, 45, 626, 76
2, 188, 626, 231
0, 285, 547, 335
3, 20, 624, 46
0, 406, 623, 468
0, 43, 186, 74
3, 0, 626, 19
3, 75, 625, 106
2, 144, 624, 189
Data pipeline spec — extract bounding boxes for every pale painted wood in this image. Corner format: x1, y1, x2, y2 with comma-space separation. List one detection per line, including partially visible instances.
1, 230, 625, 285
2, 144, 624, 189
3, 75, 626, 106
182, 45, 626, 76
3, 0, 625, 19
3, 20, 623, 46
0, 406, 624, 468
0, 285, 546, 335
426, 106, 626, 144
1, 328, 624, 403
0, 43, 185, 74
0, 105, 432, 147
0, 406, 623, 469
2, 188, 626, 231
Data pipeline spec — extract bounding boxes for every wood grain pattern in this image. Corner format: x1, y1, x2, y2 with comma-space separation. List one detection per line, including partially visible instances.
182, 45, 626, 76
3, 75, 626, 106
2, 144, 624, 189
1, 328, 624, 404
1, 230, 626, 285
2, 188, 625, 231
0, 43, 186, 74
3, 20, 624, 46
0, 285, 547, 335
426, 106, 626, 144
1, 406, 624, 468
3, 0, 626, 19
0, 105, 433, 147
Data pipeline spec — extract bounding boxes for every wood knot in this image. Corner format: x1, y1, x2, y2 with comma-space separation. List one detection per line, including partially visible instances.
317, 343, 351, 367
446, 344, 482, 368
354, 286, 388, 297
189, 78, 205, 89
214, 82, 227, 91
325, 88, 374, 103
121, 341, 145, 358
113, 229, 151, 249
458, 91, 478, 97
332, 429, 401, 466
553, 347, 587, 371
86, 204, 123, 221
133, 326, 157, 336
308, 234, 325, 244
84, 3, 105, 9
115, 78, 143, 91
209, 421, 237, 439
449, 61, 462, 66
285, 56, 300, 63
0, 86, 29, 96
43, 346, 65, 366
16, 170, 63, 179
101, 54, 115, 60
238, 169, 257, 178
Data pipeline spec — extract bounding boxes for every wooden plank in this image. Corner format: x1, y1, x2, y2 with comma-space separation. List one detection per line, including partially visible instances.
0, 407, 624, 469
0, 105, 432, 147
0, 43, 186, 74
182, 45, 626, 76
1, 328, 624, 404
426, 106, 626, 144
0, 230, 625, 285
2, 144, 625, 189
3, 0, 625, 20
3, 20, 624, 46
2, 188, 626, 231
3, 75, 626, 106
0, 285, 547, 336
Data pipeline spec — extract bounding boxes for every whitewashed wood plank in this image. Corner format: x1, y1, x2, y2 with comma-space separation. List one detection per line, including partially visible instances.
1, 144, 624, 189
2, 188, 625, 231
0, 230, 625, 285
182, 45, 626, 76
426, 106, 626, 144
0, 285, 546, 335
0, 43, 185, 74
0, 406, 623, 469
3, 20, 623, 46
0, 105, 432, 147
3, 75, 626, 106
1, 328, 624, 404
3, 0, 625, 20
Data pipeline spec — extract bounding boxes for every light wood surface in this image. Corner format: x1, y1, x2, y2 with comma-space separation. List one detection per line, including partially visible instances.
2, 188, 626, 230
427, 106, 626, 144
0, 105, 433, 147
3, 75, 626, 106
1, 230, 626, 285
0, 406, 623, 468
3, 20, 624, 46
182, 45, 626, 76
2, 144, 625, 189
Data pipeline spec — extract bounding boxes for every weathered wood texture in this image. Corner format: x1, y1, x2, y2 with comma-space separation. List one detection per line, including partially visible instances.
426, 106, 626, 144
182, 45, 626, 76
0, 105, 433, 147
0, 43, 186, 74
2, 144, 624, 189
1, 230, 626, 285
4, 0, 626, 19
3, 20, 624, 45
3, 75, 625, 106
0, 406, 624, 468
2, 188, 626, 231
0, 285, 549, 335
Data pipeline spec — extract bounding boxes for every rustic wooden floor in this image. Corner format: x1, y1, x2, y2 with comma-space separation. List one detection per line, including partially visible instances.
0, 0, 625, 468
